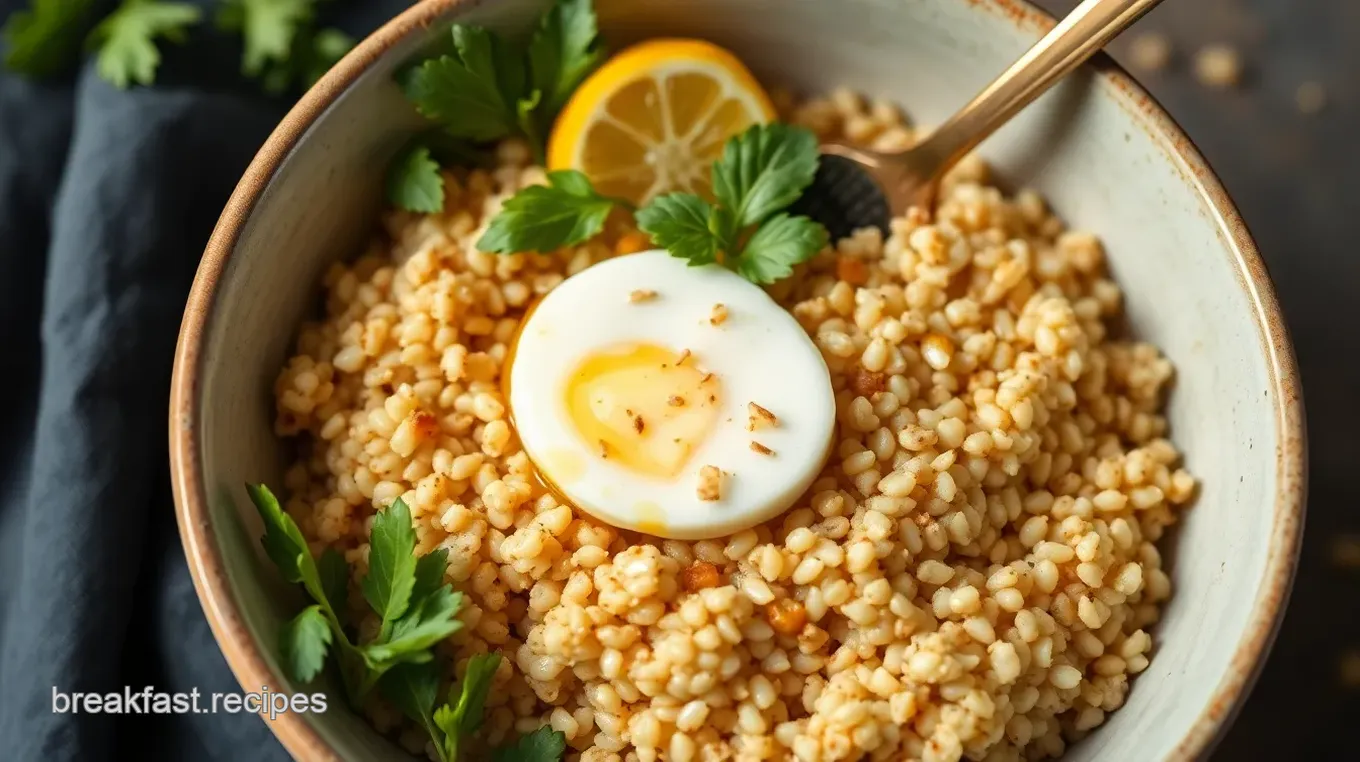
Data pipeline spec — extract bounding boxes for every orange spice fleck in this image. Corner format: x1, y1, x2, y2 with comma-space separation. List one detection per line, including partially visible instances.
766, 598, 807, 636
748, 402, 778, 431
615, 231, 653, 256
852, 368, 887, 396
681, 561, 721, 591
837, 257, 869, 286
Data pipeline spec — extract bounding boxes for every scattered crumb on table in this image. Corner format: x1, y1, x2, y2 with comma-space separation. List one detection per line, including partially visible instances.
1341, 650, 1360, 688
1331, 534, 1360, 568
1130, 32, 1173, 72
1295, 81, 1327, 115
1194, 44, 1243, 88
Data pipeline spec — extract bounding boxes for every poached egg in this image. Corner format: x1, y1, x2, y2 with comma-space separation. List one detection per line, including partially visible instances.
507, 250, 835, 539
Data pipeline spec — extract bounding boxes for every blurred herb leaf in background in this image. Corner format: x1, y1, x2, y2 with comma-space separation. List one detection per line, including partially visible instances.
2, 0, 100, 78
88, 0, 201, 88
1, 0, 354, 92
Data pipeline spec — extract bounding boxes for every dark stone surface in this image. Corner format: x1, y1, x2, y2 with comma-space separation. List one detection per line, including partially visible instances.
1037, 0, 1360, 757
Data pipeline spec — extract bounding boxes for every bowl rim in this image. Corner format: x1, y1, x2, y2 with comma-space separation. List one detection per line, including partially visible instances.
169, 0, 1307, 759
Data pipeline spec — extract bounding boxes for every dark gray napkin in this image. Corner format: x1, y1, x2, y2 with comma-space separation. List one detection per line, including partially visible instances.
0, 0, 403, 757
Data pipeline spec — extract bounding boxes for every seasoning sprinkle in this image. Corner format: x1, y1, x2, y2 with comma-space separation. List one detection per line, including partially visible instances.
748, 402, 778, 430
697, 465, 722, 501
668, 395, 686, 407
750, 441, 774, 456
629, 289, 658, 303
710, 303, 728, 326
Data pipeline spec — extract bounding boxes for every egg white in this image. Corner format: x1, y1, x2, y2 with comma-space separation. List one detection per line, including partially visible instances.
508, 250, 836, 539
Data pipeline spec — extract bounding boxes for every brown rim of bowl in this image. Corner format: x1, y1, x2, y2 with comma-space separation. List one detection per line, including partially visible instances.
169, 0, 1307, 759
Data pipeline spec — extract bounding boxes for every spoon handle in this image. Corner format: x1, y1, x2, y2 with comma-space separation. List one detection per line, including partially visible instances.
916, 0, 1165, 171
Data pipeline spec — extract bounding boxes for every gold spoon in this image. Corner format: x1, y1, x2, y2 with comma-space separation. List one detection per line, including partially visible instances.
800, 0, 1166, 237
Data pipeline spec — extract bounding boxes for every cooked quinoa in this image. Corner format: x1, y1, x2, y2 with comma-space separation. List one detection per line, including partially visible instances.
273, 90, 1196, 762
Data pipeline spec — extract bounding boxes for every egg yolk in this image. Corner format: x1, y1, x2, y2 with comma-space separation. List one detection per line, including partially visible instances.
564, 343, 722, 479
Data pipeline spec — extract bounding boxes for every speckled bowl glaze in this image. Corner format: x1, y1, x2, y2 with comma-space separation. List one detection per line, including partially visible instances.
170, 0, 1306, 759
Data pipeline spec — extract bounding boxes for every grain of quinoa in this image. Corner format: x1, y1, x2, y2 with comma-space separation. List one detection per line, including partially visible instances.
272, 92, 1195, 762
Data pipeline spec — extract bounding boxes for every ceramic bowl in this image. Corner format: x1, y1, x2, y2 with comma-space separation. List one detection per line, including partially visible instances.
170, 0, 1306, 759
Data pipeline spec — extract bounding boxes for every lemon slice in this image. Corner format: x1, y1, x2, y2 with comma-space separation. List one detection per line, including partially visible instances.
547, 38, 776, 205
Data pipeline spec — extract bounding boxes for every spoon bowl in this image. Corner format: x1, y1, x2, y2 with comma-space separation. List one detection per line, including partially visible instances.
800, 0, 1166, 235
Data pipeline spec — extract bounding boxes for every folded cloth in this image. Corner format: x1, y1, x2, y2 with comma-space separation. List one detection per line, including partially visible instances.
0, 0, 404, 757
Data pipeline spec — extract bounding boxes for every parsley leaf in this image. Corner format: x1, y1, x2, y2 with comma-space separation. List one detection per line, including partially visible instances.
363, 586, 463, 666
455, 24, 524, 115
245, 483, 311, 584
526, 0, 604, 124
318, 547, 349, 614
493, 725, 568, 762
712, 122, 820, 228
410, 548, 450, 604
2, 0, 98, 77
635, 194, 721, 266
88, 0, 201, 89
381, 661, 438, 723
216, 0, 312, 78
245, 484, 346, 634
380, 662, 444, 758
395, 0, 601, 168
280, 604, 332, 683
477, 170, 622, 254
452, 653, 500, 737
361, 498, 419, 641
434, 653, 503, 762
388, 143, 446, 213
247, 483, 370, 703
402, 25, 521, 142
734, 212, 829, 284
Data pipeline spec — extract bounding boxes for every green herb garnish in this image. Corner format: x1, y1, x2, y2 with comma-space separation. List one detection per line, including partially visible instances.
523, 0, 604, 134
637, 122, 827, 283
279, 604, 332, 683
2, 0, 350, 91
476, 169, 629, 253
246, 486, 461, 702
389, 0, 604, 210
215, 0, 351, 95
385, 143, 449, 216
216, 0, 312, 78
87, 0, 201, 89
2, 0, 100, 78
432, 652, 503, 761
247, 484, 564, 761
474, 122, 829, 285
401, 0, 601, 147
3, 0, 198, 86
493, 725, 569, 762
402, 24, 528, 142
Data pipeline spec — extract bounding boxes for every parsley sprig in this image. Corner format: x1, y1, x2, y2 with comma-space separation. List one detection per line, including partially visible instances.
388, 0, 603, 210
637, 123, 827, 283
246, 484, 566, 762
476, 169, 632, 254
475, 122, 829, 285
400, 0, 601, 150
